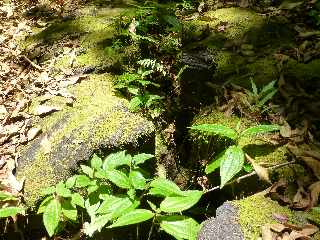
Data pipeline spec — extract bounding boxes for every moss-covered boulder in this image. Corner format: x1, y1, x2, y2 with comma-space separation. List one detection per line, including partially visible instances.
184, 7, 295, 87
198, 193, 319, 240
17, 74, 154, 206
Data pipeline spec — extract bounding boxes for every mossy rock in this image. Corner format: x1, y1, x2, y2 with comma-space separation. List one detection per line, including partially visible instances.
198, 193, 318, 240
183, 7, 295, 87
17, 74, 154, 207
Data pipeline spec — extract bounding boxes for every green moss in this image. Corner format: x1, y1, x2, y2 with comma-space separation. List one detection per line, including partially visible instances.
19, 73, 153, 206
235, 194, 298, 239
285, 59, 320, 81
201, 8, 264, 41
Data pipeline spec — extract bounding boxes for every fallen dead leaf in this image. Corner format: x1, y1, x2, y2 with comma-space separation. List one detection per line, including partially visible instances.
40, 135, 51, 154
27, 127, 41, 141
301, 156, 320, 180
270, 223, 289, 233
261, 225, 273, 240
292, 186, 310, 209
309, 181, 320, 207
34, 105, 61, 116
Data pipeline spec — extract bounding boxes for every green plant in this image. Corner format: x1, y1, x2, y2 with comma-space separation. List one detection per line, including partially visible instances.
38, 151, 203, 239
244, 79, 277, 113
190, 123, 280, 188
0, 191, 25, 219
115, 59, 166, 118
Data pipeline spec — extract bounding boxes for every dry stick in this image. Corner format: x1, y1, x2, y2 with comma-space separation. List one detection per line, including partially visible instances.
21, 55, 42, 70
205, 160, 297, 193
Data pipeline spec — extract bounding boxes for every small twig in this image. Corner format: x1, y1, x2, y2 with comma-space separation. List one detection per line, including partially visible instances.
21, 55, 42, 70
147, 217, 156, 240
205, 160, 296, 193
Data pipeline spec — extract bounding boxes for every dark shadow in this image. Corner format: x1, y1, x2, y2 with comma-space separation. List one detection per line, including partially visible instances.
242, 143, 281, 158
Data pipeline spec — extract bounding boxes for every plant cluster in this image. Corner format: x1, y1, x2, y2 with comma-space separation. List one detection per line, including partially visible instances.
38, 151, 203, 239
190, 123, 280, 187
115, 58, 166, 118
0, 191, 25, 219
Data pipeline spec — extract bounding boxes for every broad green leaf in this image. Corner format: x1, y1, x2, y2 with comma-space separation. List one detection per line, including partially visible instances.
220, 145, 245, 188
129, 170, 146, 190
75, 175, 92, 188
105, 170, 131, 189
205, 150, 225, 174
96, 196, 132, 215
111, 198, 140, 219
257, 89, 277, 107
127, 86, 140, 95
108, 209, 154, 228
43, 198, 61, 237
132, 153, 154, 165
81, 165, 94, 178
189, 124, 238, 140
87, 184, 99, 195
102, 151, 131, 170
147, 200, 158, 212
38, 196, 54, 214
159, 190, 203, 213
0, 191, 16, 201
160, 215, 200, 240
241, 124, 280, 137
149, 178, 184, 197
129, 96, 143, 112
61, 200, 77, 222
65, 176, 77, 189
95, 169, 108, 179
85, 199, 100, 218
71, 193, 84, 208
40, 186, 55, 196
0, 207, 25, 218
91, 154, 103, 170
84, 214, 112, 237
127, 188, 136, 200
56, 181, 72, 198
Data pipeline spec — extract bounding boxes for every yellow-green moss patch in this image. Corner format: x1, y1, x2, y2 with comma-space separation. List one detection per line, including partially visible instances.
235, 194, 297, 239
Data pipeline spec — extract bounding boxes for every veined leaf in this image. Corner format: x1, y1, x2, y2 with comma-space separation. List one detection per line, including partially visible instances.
189, 124, 238, 140
0, 191, 16, 201
84, 214, 112, 237
81, 165, 94, 178
220, 145, 245, 188
259, 80, 276, 96
241, 124, 280, 137
61, 200, 77, 222
160, 215, 200, 240
0, 207, 25, 218
105, 170, 130, 189
75, 175, 93, 188
56, 181, 72, 198
149, 178, 184, 197
159, 190, 203, 213
108, 209, 154, 228
251, 78, 258, 96
97, 195, 132, 215
65, 175, 77, 189
129, 170, 146, 190
103, 151, 131, 170
257, 89, 277, 107
129, 96, 143, 112
85, 199, 100, 218
40, 186, 55, 196
71, 193, 84, 208
38, 196, 54, 214
220, 145, 244, 188
205, 150, 225, 174
132, 153, 154, 165
43, 198, 61, 237
90, 154, 103, 170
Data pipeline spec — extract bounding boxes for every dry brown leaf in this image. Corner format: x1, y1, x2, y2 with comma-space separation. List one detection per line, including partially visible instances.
34, 105, 61, 116
297, 224, 318, 237
253, 162, 271, 183
304, 150, 320, 161
270, 223, 288, 233
40, 135, 51, 154
27, 127, 41, 141
292, 186, 310, 209
309, 181, 320, 207
261, 225, 273, 240
301, 156, 320, 180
